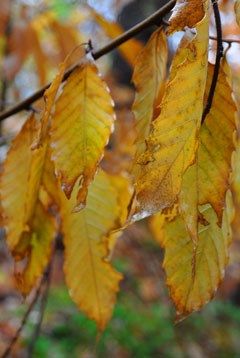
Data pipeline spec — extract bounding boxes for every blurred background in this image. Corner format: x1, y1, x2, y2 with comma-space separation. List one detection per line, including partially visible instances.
1, 0, 240, 357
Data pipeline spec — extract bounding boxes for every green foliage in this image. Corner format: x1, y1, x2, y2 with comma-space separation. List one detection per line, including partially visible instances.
20, 285, 240, 358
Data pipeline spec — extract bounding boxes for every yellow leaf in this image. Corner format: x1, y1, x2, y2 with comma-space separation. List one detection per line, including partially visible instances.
0, 114, 45, 250
179, 62, 236, 242
0, 59, 67, 293
179, 164, 199, 244
198, 63, 236, 220
232, 146, 240, 240
91, 9, 143, 67
107, 173, 133, 253
150, 204, 230, 320
132, 28, 168, 158
62, 169, 122, 331
30, 24, 48, 86
38, 58, 67, 144
131, 10, 209, 221
235, 0, 240, 27
50, 60, 116, 211
13, 198, 56, 296
49, 19, 82, 64
167, 0, 205, 35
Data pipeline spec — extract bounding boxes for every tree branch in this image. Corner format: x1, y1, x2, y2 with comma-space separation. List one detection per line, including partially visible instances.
202, 0, 223, 123
1, 270, 48, 358
0, 4, 12, 133
0, 0, 176, 122
26, 265, 51, 358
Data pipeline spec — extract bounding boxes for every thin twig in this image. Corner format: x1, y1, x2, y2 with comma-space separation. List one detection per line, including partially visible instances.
210, 35, 240, 45
1, 270, 48, 358
0, 0, 176, 122
202, 0, 223, 123
0, 5, 12, 134
26, 265, 51, 358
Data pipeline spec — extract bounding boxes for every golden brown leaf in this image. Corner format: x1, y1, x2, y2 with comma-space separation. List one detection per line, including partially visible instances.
14, 198, 56, 296
0, 114, 45, 250
62, 169, 122, 331
179, 62, 236, 242
167, 0, 205, 35
39, 58, 67, 144
131, 11, 209, 221
198, 64, 236, 220
49, 19, 81, 64
132, 28, 168, 158
30, 24, 48, 86
50, 60, 116, 211
107, 173, 133, 253
0, 58, 68, 293
150, 204, 230, 320
235, 0, 240, 27
0, 0, 10, 36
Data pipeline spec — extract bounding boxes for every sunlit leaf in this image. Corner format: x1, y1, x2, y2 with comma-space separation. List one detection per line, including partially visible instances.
0, 114, 46, 250
0, 58, 67, 292
131, 10, 209, 221
167, 0, 205, 35
150, 204, 231, 320
198, 63, 236, 220
62, 169, 122, 331
50, 60, 116, 211
132, 28, 168, 158
179, 62, 236, 242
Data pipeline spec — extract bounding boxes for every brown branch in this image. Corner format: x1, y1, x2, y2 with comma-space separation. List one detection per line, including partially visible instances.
26, 265, 51, 358
1, 269, 49, 358
209, 35, 240, 44
0, 4, 12, 134
202, 0, 223, 123
0, 0, 176, 122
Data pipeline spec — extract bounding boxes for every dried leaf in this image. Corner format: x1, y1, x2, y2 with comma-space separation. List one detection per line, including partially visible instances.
13, 198, 56, 296
0, 115, 46, 250
179, 62, 236, 242
107, 173, 133, 253
150, 204, 230, 320
50, 60, 116, 211
50, 19, 81, 64
132, 28, 168, 158
0, 0, 10, 36
167, 0, 205, 35
30, 24, 48, 86
62, 169, 122, 331
131, 11, 209, 221
0, 58, 67, 293
235, 0, 240, 27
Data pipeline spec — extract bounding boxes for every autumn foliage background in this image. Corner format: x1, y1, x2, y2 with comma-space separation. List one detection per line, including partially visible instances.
1, 0, 240, 357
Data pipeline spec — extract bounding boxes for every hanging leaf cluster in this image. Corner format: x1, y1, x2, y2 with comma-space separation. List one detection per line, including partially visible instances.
1, 0, 240, 332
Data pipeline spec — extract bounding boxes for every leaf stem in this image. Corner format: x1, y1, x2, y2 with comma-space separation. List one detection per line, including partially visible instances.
202, 0, 223, 123
0, 0, 176, 122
